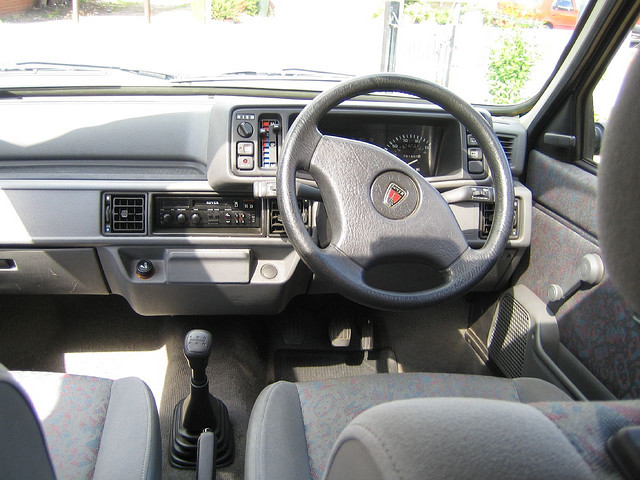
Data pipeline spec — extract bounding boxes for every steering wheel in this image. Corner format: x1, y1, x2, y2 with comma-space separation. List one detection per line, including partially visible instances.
277, 74, 514, 310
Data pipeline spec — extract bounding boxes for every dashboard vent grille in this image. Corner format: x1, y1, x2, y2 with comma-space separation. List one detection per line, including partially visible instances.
104, 193, 146, 234
269, 199, 286, 235
269, 199, 309, 236
479, 200, 519, 240
479, 202, 495, 239
497, 134, 516, 164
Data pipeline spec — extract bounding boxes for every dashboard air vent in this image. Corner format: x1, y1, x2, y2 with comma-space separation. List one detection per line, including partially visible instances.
269, 199, 309, 236
269, 199, 286, 235
479, 202, 495, 239
104, 193, 146, 234
497, 134, 516, 164
479, 200, 519, 240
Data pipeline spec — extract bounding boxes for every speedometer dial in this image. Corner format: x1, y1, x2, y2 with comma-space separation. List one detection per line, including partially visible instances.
385, 133, 431, 175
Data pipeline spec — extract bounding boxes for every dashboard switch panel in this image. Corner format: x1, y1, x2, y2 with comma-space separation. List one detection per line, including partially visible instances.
259, 117, 281, 168
153, 195, 261, 234
231, 110, 284, 175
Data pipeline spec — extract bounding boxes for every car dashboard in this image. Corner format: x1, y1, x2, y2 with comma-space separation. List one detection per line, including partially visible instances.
0, 93, 531, 315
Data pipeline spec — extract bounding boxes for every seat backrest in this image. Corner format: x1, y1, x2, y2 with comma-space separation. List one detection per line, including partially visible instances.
597, 49, 640, 315
0, 365, 56, 480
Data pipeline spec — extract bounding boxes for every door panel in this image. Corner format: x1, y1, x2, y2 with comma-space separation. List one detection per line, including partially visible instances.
514, 151, 639, 399
525, 151, 597, 235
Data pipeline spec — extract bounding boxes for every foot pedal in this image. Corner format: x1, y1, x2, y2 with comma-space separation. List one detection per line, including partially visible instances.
360, 318, 374, 351
282, 316, 305, 346
329, 317, 352, 347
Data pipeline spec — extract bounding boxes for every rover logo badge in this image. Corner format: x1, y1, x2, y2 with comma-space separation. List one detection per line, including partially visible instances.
383, 183, 407, 207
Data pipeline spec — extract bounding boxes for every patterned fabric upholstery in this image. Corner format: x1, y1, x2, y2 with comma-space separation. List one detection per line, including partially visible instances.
295, 373, 523, 480
516, 206, 640, 399
526, 152, 598, 236
533, 401, 640, 479
11, 371, 113, 480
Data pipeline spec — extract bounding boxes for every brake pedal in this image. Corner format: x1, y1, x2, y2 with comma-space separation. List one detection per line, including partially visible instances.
329, 318, 352, 347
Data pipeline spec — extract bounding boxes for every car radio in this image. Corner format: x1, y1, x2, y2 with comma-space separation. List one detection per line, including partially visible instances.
153, 195, 261, 232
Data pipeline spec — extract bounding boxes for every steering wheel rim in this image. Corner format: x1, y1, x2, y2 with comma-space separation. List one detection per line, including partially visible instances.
277, 73, 514, 310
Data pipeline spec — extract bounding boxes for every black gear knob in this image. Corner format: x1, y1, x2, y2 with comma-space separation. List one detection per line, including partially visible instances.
184, 329, 212, 386
171, 328, 234, 468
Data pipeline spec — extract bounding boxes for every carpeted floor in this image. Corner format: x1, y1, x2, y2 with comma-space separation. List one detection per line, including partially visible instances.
371, 299, 491, 376
0, 294, 268, 480
0, 293, 491, 480
274, 348, 398, 383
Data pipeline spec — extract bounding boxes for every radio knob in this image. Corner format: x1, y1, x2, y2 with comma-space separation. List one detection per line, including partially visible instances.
177, 213, 187, 224
190, 213, 201, 225
162, 213, 172, 224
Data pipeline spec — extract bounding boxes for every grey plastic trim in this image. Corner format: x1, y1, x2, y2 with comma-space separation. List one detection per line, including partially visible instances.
543, 133, 577, 148
451, 183, 532, 249
532, 320, 586, 400
556, 344, 616, 400
0, 248, 108, 295
0, 179, 215, 191
0, 160, 206, 181
501, 285, 587, 400
492, 117, 527, 177
97, 245, 310, 315
0, 96, 214, 165
165, 249, 251, 283
471, 248, 523, 292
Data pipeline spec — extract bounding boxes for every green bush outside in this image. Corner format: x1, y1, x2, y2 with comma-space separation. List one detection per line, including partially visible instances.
487, 30, 538, 104
403, 0, 453, 25
211, 0, 259, 21
404, 1, 431, 23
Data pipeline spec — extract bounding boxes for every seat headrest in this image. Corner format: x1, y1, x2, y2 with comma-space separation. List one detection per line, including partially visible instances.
597, 50, 640, 314
323, 398, 594, 480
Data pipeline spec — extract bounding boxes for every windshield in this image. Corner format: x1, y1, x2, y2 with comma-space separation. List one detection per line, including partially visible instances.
0, 0, 593, 104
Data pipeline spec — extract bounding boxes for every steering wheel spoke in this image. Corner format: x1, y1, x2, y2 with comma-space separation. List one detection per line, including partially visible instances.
310, 135, 468, 270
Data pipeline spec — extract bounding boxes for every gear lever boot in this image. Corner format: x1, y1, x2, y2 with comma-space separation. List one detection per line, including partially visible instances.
169, 330, 234, 468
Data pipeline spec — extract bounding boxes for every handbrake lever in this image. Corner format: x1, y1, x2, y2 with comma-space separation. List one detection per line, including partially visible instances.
196, 429, 216, 480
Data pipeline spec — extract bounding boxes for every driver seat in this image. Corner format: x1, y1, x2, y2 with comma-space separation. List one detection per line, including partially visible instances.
245, 373, 590, 480
244, 52, 640, 480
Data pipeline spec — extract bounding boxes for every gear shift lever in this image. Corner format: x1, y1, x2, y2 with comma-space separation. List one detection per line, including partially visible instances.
169, 329, 234, 469
184, 330, 212, 387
